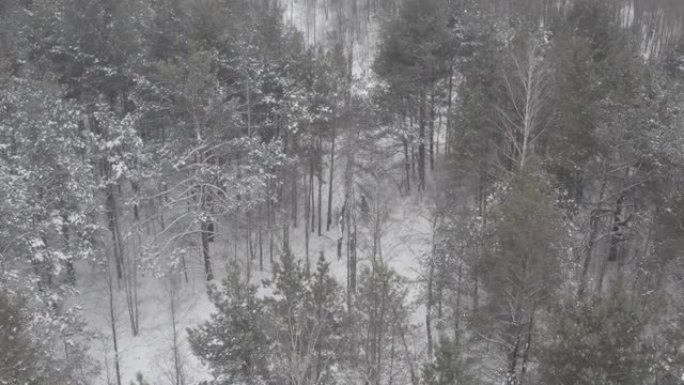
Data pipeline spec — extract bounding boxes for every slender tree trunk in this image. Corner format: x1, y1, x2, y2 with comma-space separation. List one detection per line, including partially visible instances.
388, 331, 396, 385
426, 258, 434, 357
429, 90, 435, 171
446, 64, 453, 155
437, 271, 443, 320
267, 179, 274, 267
418, 88, 426, 190
170, 278, 184, 385
402, 135, 411, 195
473, 278, 479, 313
310, 154, 316, 234
125, 230, 140, 336
351, 219, 357, 293
283, 220, 290, 253
507, 326, 521, 385
369, 260, 378, 385
393, 305, 418, 385
106, 186, 124, 282
346, 202, 354, 309
201, 220, 213, 281
246, 225, 252, 284
160, 182, 167, 232
520, 310, 535, 385
247, 211, 255, 262
454, 263, 462, 339
344, 134, 356, 308
305, 163, 311, 275
473, 160, 488, 313
411, 145, 416, 182
107, 262, 122, 385
62, 215, 76, 285
318, 138, 323, 236
578, 176, 607, 298
259, 229, 263, 270
578, 210, 600, 298
327, 126, 336, 231
436, 113, 441, 162
401, 110, 411, 195
410, 112, 416, 183
375, 275, 387, 385
123, 185, 144, 336
292, 165, 298, 228
181, 252, 188, 284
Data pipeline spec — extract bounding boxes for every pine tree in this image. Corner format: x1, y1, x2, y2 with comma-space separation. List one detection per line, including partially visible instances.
476, 170, 565, 385
0, 290, 93, 385
266, 250, 346, 385
540, 287, 652, 385
422, 335, 474, 385
187, 264, 269, 384
374, 0, 453, 190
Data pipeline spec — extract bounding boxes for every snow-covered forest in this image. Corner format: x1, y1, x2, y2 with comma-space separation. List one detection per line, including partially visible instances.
3, 0, 684, 384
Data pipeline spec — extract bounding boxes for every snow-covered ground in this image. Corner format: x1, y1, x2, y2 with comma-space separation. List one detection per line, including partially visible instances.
74, 249, 214, 384
72, 169, 432, 385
